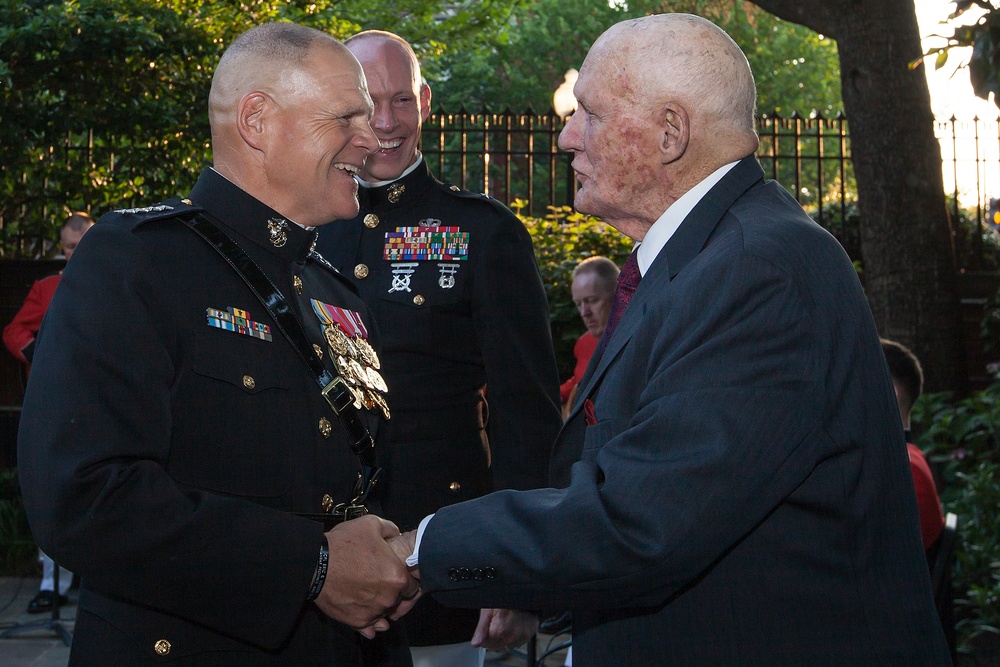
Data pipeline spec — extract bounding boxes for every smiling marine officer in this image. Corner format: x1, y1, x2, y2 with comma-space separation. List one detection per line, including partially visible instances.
17, 22, 420, 665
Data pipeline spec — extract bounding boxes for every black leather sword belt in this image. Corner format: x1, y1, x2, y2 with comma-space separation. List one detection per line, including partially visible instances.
182, 211, 382, 528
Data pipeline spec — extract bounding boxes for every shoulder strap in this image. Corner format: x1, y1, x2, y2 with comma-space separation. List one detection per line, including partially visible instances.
181, 212, 380, 522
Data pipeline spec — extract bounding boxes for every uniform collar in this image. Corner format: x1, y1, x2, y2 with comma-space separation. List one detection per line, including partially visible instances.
189, 168, 318, 263
357, 157, 435, 210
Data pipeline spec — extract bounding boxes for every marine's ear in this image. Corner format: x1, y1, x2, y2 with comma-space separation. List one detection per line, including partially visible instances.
237, 91, 271, 151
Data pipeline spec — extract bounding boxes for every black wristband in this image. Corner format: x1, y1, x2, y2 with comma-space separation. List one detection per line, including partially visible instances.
307, 538, 330, 601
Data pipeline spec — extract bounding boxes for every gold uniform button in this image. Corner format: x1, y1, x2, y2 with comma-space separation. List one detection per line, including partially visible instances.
354, 264, 369, 279
413, 294, 425, 306
449, 481, 461, 492
322, 494, 335, 513
181, 198, 193, 206
242, 375, 255, 390
318, 417, 332, 438
294, 275, 303, 294
313, 343, 323, 359
364, 213, 380, 229
154, 639, 171, 656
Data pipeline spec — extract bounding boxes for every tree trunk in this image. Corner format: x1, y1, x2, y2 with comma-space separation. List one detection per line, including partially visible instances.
752, 0, 964, 392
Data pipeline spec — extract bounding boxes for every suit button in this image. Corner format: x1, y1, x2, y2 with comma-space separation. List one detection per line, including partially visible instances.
364, 214, 380, 229
354, 264, 369, 279
293, 275, 303, 294
154, 639, 171, 655
318, 417, 332, 438
472, 568, 485, 580
448, 481, 461, 493
459, 567, 471, 580
484, 567, 497, 579
413, 294, 425, 306
322, 494, 334, 513
449, 567, 461, 582
242, 375, 255, 390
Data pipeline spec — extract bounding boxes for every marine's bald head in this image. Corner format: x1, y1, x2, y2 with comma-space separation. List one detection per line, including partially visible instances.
210, 23, 352, 131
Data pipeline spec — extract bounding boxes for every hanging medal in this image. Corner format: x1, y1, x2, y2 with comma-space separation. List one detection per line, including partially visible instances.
311, 299, 390, 419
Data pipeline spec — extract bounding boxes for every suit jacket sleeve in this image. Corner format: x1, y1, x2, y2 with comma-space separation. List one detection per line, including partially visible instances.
472, 211, 561, 491
418, 214, 910, 613
16, 223, 319, 647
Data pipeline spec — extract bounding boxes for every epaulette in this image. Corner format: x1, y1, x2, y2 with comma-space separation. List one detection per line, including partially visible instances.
437, 182, 513, 214
103, 198, 204, 231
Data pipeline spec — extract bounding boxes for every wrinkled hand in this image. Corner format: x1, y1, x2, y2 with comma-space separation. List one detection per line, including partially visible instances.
471, 608, 539, 652
313, 515, 420, 637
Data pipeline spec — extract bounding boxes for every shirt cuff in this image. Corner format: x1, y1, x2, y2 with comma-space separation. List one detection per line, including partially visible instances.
406, 513, 435, 567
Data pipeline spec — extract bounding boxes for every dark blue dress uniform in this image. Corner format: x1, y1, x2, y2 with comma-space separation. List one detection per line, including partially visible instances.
316, 159, 562, 646
17, 169, 407, 665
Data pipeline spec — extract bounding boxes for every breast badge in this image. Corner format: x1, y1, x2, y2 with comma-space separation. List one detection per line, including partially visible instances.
310, 299, 389, 419
437, 263, 460, 289
388, 263, 419, 293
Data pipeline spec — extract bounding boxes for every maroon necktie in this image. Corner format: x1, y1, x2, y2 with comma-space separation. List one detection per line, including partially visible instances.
594, 248, 642, 362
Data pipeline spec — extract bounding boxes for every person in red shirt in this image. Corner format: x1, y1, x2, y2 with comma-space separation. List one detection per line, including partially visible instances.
3, 211, 93, 613
881, 338, 945, 550
4, 212, 94, 365
560, 257, 619, 419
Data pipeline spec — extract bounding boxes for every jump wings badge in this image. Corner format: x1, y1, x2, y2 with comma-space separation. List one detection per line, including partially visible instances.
310, 299, 390, 419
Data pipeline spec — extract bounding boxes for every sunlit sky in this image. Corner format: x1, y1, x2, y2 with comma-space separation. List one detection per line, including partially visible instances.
913, 0, 999, 204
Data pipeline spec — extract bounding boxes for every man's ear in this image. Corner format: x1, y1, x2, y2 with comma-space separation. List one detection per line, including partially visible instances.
660, 103, 689, 164
237, 92, 270, 151
419, 82, 432, 123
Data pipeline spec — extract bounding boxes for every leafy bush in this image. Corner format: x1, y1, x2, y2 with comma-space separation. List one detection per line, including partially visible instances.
0, 468, 36, 575
914, 385, 1000, 652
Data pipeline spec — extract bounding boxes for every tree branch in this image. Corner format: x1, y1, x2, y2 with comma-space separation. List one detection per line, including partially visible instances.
750, 0, 847, 39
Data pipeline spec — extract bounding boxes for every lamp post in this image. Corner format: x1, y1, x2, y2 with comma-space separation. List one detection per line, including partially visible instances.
552, 69, 579, 118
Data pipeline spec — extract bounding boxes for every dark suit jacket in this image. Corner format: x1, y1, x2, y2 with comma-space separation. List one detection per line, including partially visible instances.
315, 160, 561, 645
418, 157, 951, 665
17, 169, 407, 665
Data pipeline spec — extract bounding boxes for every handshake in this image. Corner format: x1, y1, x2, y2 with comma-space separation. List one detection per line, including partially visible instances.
312, 515, 420, 638
312, 515, 537, 650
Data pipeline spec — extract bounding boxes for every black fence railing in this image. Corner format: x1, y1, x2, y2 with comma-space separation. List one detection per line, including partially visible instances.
4, 111, 1000, 266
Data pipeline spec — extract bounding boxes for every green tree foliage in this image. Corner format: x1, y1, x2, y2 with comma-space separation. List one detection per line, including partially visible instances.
432, 0, 842, 116
0, 0, 523, 257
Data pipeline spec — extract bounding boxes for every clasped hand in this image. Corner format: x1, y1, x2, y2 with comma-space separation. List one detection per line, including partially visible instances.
312, 516, 421, 638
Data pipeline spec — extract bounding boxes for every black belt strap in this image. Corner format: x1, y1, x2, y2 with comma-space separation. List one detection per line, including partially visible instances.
181, 212, 381, 523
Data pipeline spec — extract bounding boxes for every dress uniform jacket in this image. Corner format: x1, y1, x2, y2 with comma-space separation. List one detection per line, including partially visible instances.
416, 157, 951, 665
17, 169, 407, 665
315, 160, 562, 645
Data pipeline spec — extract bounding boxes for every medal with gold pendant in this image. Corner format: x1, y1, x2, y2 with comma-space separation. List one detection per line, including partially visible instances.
310, 298, 391, 418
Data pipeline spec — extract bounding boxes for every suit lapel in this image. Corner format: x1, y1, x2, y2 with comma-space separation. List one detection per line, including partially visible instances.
565, 156, 765, 423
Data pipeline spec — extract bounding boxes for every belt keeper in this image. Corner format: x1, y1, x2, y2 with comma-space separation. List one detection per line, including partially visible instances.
306, 537, 330, 601
321, 376, 354, 415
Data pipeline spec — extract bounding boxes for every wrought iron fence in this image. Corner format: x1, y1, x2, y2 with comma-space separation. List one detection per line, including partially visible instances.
4, 110, 1000, 265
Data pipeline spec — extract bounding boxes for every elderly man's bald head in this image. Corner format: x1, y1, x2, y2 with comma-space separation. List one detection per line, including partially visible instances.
591, 14, 757, 138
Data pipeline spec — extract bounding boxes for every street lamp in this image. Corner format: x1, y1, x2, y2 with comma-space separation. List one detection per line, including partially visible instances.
552, 69, 579, 118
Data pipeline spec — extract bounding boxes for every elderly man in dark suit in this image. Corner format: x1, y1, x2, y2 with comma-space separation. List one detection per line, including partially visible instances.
384, 13, 951, 666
